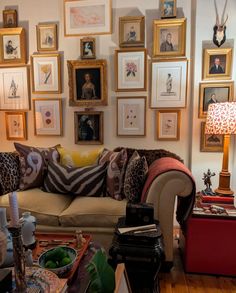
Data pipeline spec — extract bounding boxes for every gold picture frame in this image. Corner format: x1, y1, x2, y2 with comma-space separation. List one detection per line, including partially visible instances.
200, 122, 224, 152
36, 23, 58, 52
202, 48, 232, 80
199, 82, 234, 118
156, 109, 181, 140
5, 111, 27, 140
153, 18, 186, 57
160, 0, 177, 19
67, 59, 107, 107
80, 37, 96, 59
119, 16, 145, 48
3, 9, 18, 28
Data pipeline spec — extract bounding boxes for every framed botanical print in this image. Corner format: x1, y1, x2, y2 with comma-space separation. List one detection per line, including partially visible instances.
80, 37, 96, 59
151, 59, 188, 108
0, 66, 29, 110
153, 18, 186, 57
5, 112, 27, 140
74, 111, 103, 144
67, 59, 107, 107
156, 109, 180, 140
64, 0, 112, 36
3, 10, 18, 28
115, 48, 147, 92
36, 23, 58, 52
200, 122, 224, 152
117, 97, 146, 136
199, 82, 234, 118
160, 0, 177, 19
33, 98, 62, 136
31, 53, 61, 94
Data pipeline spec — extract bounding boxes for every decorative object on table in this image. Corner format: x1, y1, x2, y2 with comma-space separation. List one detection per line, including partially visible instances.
5, 112, 27, 141
156, 109, 181, 140
75, 230, 86, 250
202, 169, 216, 196
160, 0, 177, 19
2, 9, 17, 28
36, 23, 58, 52
8, 192, 19, 227
19, 212, 36, 249
0, 208, 13, 267
200, 122, 224, 152
212, 0, 228, 47
205, 102, 236, 196
80, 37, 96, 59
24, 249, 33, 267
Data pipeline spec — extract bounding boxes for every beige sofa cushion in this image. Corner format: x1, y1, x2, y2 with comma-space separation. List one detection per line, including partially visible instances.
59, 196, 127, 228
0, 188, 73, 226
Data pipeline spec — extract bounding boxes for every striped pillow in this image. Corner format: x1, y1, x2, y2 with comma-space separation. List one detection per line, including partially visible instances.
43, 161, 108, 197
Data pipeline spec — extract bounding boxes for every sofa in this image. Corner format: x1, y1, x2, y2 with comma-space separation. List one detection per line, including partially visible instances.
0, 145, 195, 268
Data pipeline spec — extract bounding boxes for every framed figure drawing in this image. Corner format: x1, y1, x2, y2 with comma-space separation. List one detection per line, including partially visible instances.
151, 59, 187, 108
117, 97, 146, 136
36, 24, 58, 52
153, 18, 186, 57
156, 109, 180, 140
5, 112, 27, 140
200, 122, 223, 152
80, 37, 96, 59
160, 0, 177, 19
3, 10, 18, 28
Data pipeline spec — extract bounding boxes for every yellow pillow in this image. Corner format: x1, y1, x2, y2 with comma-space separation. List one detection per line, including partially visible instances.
57, 147, 103, 167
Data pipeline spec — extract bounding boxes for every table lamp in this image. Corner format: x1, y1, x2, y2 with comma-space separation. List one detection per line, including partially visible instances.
205, 102, 236, 196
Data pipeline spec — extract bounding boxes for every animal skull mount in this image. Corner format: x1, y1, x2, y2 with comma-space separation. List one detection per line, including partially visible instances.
213, 0, 228, 47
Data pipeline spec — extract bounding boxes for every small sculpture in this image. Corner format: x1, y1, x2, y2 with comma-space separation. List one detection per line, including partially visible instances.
75, 230, 86, 250
202, 169, 216, 196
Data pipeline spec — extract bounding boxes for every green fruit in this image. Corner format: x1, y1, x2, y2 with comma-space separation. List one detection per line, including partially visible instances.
60, 256, 71, 267
45, 260, 57, 269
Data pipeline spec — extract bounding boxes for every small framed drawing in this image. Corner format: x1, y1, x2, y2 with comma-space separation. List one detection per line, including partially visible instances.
67, 59, 107, 107
199, 82, 234, 118
160, 0, 177, 19
5, 112, 27, 140
156, 109, 180, 140
0, 66, 29, 110
74, 111, 103, 145
151, 59, 187, 108
80, 37, 96, 59
119, 16, 145, 48
33, 98, 62, 136
31, 53, 61, 94
202, 48, 232, 80
153, 18, 186, 57
200, 122, 223, 152
0, 27, 26, 66
36, 23, 58, 52
117, 96, 146, 137
115, 48, 147, 92
64, 0, 112, 36
3, 10, 18, 28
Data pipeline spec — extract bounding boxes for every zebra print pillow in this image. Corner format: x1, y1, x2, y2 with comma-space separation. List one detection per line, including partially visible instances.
43, 161, 108, 197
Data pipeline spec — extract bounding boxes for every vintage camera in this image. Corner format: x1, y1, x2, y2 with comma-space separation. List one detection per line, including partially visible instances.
125, 203, 154, 226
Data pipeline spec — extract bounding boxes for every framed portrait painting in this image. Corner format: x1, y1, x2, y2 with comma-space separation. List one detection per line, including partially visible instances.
160, 0, 177, 19
64, 0, 112, 36
5, 111, 27, 140
115, 48, 147, 92
200, 122, 224, 152
74, 111, 103, 144
153, 18, 186, 57
151, 59, 187, 108
3, 10, 18, 28
117, 97, 146, 136
156, 109, 180, 140
80, 37, 96, 59
199, 82, 234, 118
36, 23, 58, 52
67, 59, 107, 107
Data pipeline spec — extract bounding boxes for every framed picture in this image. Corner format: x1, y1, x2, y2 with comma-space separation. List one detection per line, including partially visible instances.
117, 96, 146, 136
160, 0, 177, 19
200, 122, 224, 152
115, 48, 147, 92
5, 112, 27, 140
74, 111, 103, 144
202, 48, 232, 80
36, 23, 58, 52
67, 59, 107, 107
3, 9, 17, 28
64, 0, 112, 36
156, 109, 180, 140
0, 66, 29, 110
33, 98, 62, 136
31, 53, 61, 94
199, 82, 234, 118
153, 18, 186, 57
0, 27, 26, 66
80, 37, 96, 59
119, 16, 145, 48
151, 59, 188, 108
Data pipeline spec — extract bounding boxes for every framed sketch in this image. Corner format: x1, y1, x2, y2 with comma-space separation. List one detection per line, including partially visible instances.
203, 48, 232, 80
0, 27, 26, 66
200, 122, 223, 152
64, 0, 112, 36
119, 16, 145, 48
117, 97, 146, 136
33, 98, 62, 136
67, 59, 107, 107
153, 18, 186, 57
3, 10, 18, 28
80, 37, 96, 59
160, 0, 177, 18
151, 59, 187, 108
5, 111, 27, 140
74, 111, 103, 144
156, 109, 180, 140
115, 48, 147, 92
31, 53, 61, 94
0, 66, 29, 110
199, 82, 234, 118
36, 23, 58, 52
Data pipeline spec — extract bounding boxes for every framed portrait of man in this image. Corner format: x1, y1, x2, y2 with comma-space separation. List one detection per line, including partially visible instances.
36, 23, 58, 52
200, 122, 224, 152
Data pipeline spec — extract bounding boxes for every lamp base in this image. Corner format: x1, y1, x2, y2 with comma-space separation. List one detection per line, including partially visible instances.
215, 170, 234, 197
215, 188, 234, 197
